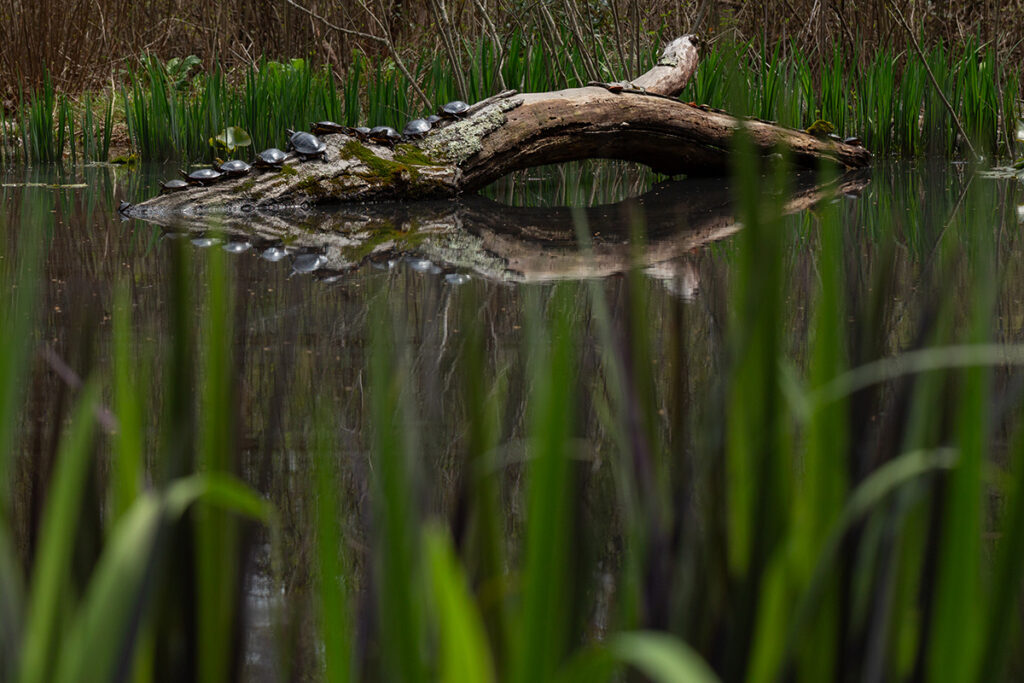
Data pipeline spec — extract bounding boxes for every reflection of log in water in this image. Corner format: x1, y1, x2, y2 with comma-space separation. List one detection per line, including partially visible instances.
130, 171, 869, 286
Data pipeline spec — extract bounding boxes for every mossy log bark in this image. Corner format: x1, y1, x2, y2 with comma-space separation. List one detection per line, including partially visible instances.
127, 34, 871, 218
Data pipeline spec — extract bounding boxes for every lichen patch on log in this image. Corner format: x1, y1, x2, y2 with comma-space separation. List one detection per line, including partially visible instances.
420, 97, 523, 164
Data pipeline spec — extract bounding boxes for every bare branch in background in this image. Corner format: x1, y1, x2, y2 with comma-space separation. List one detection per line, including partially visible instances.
888, 0, 980, 160
285, 0, 433, 110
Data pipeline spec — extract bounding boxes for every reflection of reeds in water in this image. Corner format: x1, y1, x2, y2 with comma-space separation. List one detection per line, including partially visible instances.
6, 151, 1024, 681
483, 160, 660, 209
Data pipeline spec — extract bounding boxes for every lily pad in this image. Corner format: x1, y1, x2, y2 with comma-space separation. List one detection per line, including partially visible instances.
209, 126, 252, 154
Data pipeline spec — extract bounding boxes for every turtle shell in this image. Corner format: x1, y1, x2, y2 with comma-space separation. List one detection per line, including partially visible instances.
843, 136, 863, 146
254, 148, 287, 168
402, 118, 432, 138
440, 100, 470, 117
426, 114, 441, 124
222, 240, 252, 254
182, 167, 223, 185
218, 159, 251, 176
368, 126, 401, 145
292, 253, 327, 273
310, 121, 346, 135
161, 178, 189, 194
261, 246, 288, 262
287, 129, 327, 159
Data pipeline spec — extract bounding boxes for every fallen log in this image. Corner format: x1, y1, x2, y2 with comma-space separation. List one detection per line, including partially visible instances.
126, 35, 871, 219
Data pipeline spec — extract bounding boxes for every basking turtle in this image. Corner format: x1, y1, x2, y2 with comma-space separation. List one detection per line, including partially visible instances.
439, 100, 470, 119
843, 136, 863, 147
350, 126, 372, 141
368, 126, 402, 146
805, 119, 835, 138
160, 178, 189, 194
117, 200, 132, 214
310, 121, 346, 135
180, 167, 223, 186
402, 118, 432, 139
253, 148, 288, 170
217, 159, 251, 178
286, 129, 327, 161
425, 114, 441, 124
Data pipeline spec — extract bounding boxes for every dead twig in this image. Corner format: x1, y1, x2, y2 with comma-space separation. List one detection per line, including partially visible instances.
283, 0, 432, 111
888, 1, 980, 160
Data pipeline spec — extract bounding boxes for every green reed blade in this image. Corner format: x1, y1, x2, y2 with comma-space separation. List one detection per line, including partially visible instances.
424, 524, 497, 683
195, 238, 240, 683
111, 282, 143, 521
18, 380, 101, 683
511, 285, 576, 683
609, 631, 720, 683
313, 403, 354, 683
369, 295, 426, 683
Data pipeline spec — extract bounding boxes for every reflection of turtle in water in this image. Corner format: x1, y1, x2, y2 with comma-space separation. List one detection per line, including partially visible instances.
181, 168, 223, 186
805, 119, 835, 138
160, 178, 189, 194
253, 148, 287, 170
286, 129, 327, 161
292, 253, 326, 274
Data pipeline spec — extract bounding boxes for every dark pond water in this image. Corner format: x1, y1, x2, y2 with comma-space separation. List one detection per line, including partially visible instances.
4, 158, 1024, 679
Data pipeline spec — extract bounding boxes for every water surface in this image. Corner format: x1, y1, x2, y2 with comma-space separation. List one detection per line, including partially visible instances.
4, 158, 1021, 679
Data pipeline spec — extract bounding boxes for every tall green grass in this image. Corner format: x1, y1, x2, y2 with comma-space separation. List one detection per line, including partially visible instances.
5, 30, 1018, 165
681, 37, 1019, 157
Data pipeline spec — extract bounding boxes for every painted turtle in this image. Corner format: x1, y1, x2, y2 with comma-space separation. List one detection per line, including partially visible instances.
218, 159, 251, 177
402, 118, 432, 139
425, 114, 441, 124
843, 136, 863, 147
253, 147, 288, 170
181, 167, 223, 186
350, 126, 372, 141
368, 126, 402, 146
287, 129, 327, 161
310, 121, 346, 135
160, 178, 189, 194
440, 100, 470, 118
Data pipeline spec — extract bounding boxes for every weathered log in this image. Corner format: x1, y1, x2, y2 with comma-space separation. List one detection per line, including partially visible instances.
135, 171, 869, 282
126, 35, 871, 219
